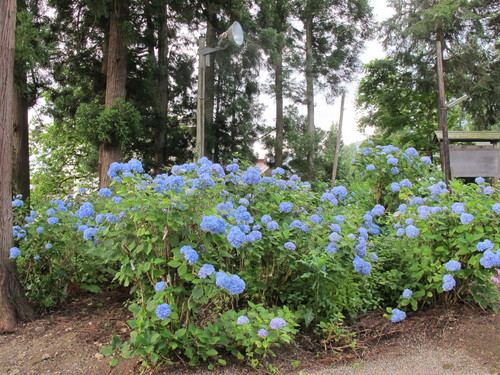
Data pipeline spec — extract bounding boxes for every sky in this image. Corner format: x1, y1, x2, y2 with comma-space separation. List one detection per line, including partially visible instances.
255, 0, 395, 157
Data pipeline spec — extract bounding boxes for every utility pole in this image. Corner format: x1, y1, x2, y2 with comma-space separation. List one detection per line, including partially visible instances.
331, 92, 345, 186
436, 38, 452, 187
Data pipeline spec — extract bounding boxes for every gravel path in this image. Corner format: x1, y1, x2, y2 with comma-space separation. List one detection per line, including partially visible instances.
309, 345, 496, 375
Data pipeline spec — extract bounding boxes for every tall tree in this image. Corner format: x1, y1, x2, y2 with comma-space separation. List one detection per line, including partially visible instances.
292, 0, 373, 180
257, 0, 292, 167
382, 0, 499, 130
0, 0, 34, 332
98, 0, 128, 187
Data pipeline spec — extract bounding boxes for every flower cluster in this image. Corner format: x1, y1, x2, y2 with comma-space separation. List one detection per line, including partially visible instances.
215, 271, 246, 295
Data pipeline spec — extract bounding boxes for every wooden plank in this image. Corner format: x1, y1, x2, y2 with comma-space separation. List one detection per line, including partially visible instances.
449, 145, 500, 177
434, 131, 500, 142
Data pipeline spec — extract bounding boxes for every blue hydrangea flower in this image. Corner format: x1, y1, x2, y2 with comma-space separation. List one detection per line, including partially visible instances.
492, 203, 500, 214
391, 167, 399, 174
279, 202, 293, 213
112, 196, 123, 204
198, 264, 215, 278
75, 202, 95, 219
47, 217, 59, 225
24, 216, 34, 224
83, 227, 97, 240
402, 289, 413, 299
369, 253, 379, 261
301, 224, 310, 232
238, 198, 250, 206
361, 147, 372, 156
99, 188, 113, 197
476, 239, 494, 252
396, 228, 405, 236
10, 247, 21, 259
266, 220, 278, 231
237, 315, 249, 325
46, 208, 56, 216
200, 215, 227, 234
328, 232, 341, 242
326, 243, 337, 254
36, 226, 44, 234
155, 303, 171, 320
387, 157, 398, 165
420, 156, 432, 165
371, 204, 385, 216
445, 260, 461, 272
261, 215, 272, 224
227, 226, 246, 248
331, 186, 348, 199
404, 147, 419, 158
330, 223, 341, 233
391, 309, 406, 323
226, 163, 239, 173
12, 199, 24, 208
409, 196, 424, 206
366, 164, 376, 171
272, 167, 285, 176
460, 213, 474, 225
219, 274, 246, 295
284, 241, 296, 250
45, 243, 53, 249
480, 250, 500, 269
442, 274, 456, 291
353, 256, 371, 276
258, 329, 268, 337
269, 317, 286, 330
180, 246, 199, 264
399, 179, 412, 188
451, 202, 465, 215
34, 255, 40, 260
248, 230, 262, 241
334, 215, 345, 223
475, 176, 485, 184
289, 220, 303, 228
405, 225, 420, 238
155, 281, 167, 292
309, 214, 323, 224
242, 167, 261, 185
391, 182, 401, 192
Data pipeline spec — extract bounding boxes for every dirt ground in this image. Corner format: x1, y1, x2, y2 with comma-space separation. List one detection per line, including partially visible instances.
1, 289, 499, 375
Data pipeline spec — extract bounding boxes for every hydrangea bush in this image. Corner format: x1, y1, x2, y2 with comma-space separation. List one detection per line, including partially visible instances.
10, 146, 500, 368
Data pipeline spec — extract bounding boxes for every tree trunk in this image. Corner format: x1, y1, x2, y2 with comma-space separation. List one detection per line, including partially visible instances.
99, 0, 127, 187
274, 49, 284, 167
305, 15, 315, 181
331, 92, 345, 186
203, 5, 217, 160
12, 80, 30, 201
154, 4, 169, 173
0, 0, 35, 332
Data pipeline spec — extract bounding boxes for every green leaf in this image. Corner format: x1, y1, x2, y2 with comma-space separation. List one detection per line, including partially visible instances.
109, 356, 120, 367
100, 346, 114, 357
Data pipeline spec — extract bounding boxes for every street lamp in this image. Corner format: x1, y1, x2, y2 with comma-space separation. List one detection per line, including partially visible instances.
196, 22, 244, 160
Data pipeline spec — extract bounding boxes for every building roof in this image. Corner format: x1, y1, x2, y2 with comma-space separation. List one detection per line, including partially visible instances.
434, 131, 500, 143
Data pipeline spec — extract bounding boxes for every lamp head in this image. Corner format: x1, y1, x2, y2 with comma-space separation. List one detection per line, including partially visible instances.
218, 21, 244, 48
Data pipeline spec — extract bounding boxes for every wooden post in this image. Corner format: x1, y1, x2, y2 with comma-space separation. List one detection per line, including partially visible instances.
331, 92, 345, 186
436, 39, 452, 187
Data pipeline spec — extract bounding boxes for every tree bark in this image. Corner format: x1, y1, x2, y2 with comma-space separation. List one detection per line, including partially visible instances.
331, 92, 345, 186
12, 80, 30, 202
99, 0, 127, 187
0, 0, 35, 332
274, 49, 284, 167
305, 15, 315, 181
154, 4, 169, 173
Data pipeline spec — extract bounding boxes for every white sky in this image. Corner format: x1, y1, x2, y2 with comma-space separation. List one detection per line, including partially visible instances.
256, 0, 395, 157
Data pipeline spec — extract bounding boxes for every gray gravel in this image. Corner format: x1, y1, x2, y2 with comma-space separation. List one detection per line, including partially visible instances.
308, 344, 496, 375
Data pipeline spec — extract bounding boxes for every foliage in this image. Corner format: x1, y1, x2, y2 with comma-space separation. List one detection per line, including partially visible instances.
11, 148, 500, 369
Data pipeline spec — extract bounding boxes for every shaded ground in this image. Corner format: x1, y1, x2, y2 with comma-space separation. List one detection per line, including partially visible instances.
1, 290, 498, 375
